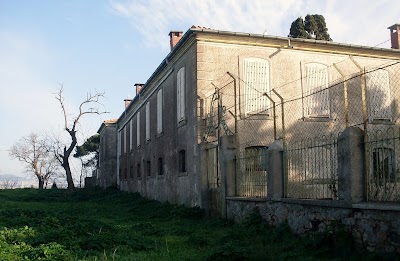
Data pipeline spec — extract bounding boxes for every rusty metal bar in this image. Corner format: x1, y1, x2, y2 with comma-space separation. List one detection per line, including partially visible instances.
263, 92, 276, 140
333, 64, 349, 127
227, 72, 238, 135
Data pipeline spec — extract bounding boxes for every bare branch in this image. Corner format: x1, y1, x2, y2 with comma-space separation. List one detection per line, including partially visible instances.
53, 86, 107, 189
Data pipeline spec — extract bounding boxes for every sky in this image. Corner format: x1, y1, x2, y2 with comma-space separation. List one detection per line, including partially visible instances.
0, 0, 399, 182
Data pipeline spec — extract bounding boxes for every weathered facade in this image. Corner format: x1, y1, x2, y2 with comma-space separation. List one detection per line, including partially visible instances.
108, 25, 399, 207
97, 24, 400, 252
97, 119, 118, 188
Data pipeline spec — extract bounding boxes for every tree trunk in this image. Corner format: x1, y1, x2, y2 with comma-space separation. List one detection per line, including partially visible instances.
64, 160, 75, 190
63, 129, 77, 190
38, 176, 44, 190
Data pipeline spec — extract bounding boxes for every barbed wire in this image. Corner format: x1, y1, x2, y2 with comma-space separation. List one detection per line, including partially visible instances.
207, 60, 399, 120
203, 60, 400, 134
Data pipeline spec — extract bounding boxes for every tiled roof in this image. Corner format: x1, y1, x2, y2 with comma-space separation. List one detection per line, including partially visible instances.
191, 25, 215, 30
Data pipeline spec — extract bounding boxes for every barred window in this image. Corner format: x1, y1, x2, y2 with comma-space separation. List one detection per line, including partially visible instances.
372, 147, 395, 183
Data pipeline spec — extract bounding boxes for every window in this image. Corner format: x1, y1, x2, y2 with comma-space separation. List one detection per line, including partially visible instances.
129, 165, 133, 179
137, 163, 141, 178
177, 67, 185, 122
179, 150, 186, 172
245, 146, 268, 171
367, 69, 392, 121
157, 89, 163, 134
124, 126, 127, 154
372, 147, 395, 183
146, 160, 151, 177
303, 63, 329, 117
158, 157, 163, 176
130, 119, 133, 151
243, 58, 270, 114
146, 102, 150, 142
124, 168, 127, 180
119, 168, 122, 180
136, 112, 141, 148
118, 131, 122, 156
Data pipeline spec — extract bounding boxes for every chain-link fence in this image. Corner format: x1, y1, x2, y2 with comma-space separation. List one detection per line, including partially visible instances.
202, 61, 400, 202
364, 63, 400, 202
235, 147, 268, 197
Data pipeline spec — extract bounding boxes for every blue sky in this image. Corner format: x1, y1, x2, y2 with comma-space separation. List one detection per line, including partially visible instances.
0, 0, 399, 181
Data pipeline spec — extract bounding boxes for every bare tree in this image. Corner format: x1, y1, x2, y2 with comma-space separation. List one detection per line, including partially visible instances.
9, 133, 58, 189
0, 180, 20, 189
54, 85, 107, 190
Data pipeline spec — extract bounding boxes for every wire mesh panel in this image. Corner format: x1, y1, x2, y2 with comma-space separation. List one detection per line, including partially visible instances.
366, 127, 400, 202
363, 63, 400, 202
286, 135, 338, 199
235, 147, 268, 197
207, 146, 220, 189
200, 61, 400, 202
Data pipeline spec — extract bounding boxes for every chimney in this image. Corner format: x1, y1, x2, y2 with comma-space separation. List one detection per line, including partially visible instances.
124, 98, 132, 109
134, 83, 144, 95
388, 24, 400, 49
169, 31, 183, 51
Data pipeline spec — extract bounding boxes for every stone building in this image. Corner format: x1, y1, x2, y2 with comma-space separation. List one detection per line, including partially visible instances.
93, 24, 400, 252
96, 119, 118, 188
99, 24, 400, 211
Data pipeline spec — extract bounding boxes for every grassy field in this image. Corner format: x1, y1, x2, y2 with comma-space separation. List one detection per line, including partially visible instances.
0, 188, 392, 260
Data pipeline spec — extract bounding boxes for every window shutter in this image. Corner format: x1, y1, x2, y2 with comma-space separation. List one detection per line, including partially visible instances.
136, 112, 140, 147
130, 119, 132, 150
124, 126, 126, 153
305, 63, 329, 117
180, 68, 185, 120
146, 102, 150, 141
118, 131, 121, 155
177, 67, 185, 122
157, 89, 163, 133
367, 69, 391, 120
244, 58, 269, 114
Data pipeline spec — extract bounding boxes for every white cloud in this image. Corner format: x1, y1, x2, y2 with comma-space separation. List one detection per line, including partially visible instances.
110, 0, 399, 50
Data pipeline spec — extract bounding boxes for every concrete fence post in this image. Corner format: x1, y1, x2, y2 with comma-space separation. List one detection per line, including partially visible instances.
220, 135, 236, 197
267, 139, 284, 200
337, 127, 365, 203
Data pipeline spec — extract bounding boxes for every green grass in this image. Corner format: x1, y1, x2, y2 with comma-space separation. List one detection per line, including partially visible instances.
0, 188, 391, 260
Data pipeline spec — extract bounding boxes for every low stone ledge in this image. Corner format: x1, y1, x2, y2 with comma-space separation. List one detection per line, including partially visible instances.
226, 196, 268, 202
281, 198, 352, 208
352, 202, 400, 211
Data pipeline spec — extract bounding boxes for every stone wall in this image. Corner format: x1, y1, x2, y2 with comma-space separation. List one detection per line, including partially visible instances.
221, 128, 400, 253
227, 199, 400, 253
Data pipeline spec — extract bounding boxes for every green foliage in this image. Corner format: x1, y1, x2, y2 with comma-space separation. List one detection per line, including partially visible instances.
0, 189, 383, 260
289, 14, 332, 41
289, 17, 308, 39
206, 241, 251, 261
74, 134, 100, 167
